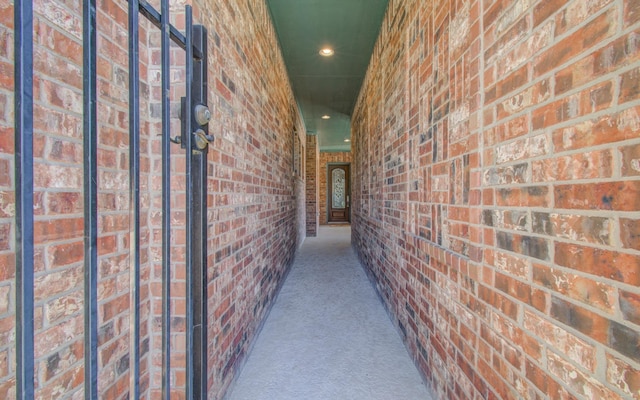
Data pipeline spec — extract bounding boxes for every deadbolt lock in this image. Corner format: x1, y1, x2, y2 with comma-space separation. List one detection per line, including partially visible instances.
194, 104, 211, 126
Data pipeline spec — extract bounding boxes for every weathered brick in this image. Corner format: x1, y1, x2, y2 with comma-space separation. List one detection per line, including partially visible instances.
533, 0, 566, 27
531, 150, 613, 182
524, 309, 597, 372
606, 353, 640, 397
555, 0, 614, 36
555, 242, 640, 286
555, 181, 640, 211
547, 351, 622, 399
534, 9, 618, 76
620, 141, 640, 177
533, 264, 616, 313
609, 321, 640, 363
496, 231, 549, 260
550, 296, 611, 343
532, 212, 613, 245
620, 66, 640, 103
624, 0, 640, 26
0, 159, 10, 188
496, 186, 550, 208
621, 218, 640, 251
619, 290, 640, 326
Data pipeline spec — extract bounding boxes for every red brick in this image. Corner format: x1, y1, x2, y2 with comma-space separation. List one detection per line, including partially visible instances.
526, 358, 551, 393
0, 223, 9, 252
495, 272, 531, 303
533, 0, 566, 27
479, 285, 518, 320
0, 159, 10, 188
532, 150, 613, 182
47, 240, 84, 269
0, 126, 13, 154
0, 60, 12, 91
555, 181, 640, 212
34, 218, 84, 244
551, 295, 614, 345
496, 186, 550, 208
34, 316, 83, 358
533, 81, 614, 130
488, 250, 530, 280
621, 218, 640, 251
620, 142, 640, 177
619, 290, 640, 326
547, 351, 622, 399
34, 265, 83, 301
0, 378, 15, 400
533, 264, 616, 313
496, 231, 549, 261
609, 321, 640, 363
35, 364, 83, 399
555, 242, 640, 286
554, 0, 614, 36
620, 66, 640, 103
534, 9, 617, 76
625, 0, 640, 27
524, 310, 596, 372
0, 253, 15, 281
532, 212, 613, 245
606, 353, 640, 397
0, 191, 14, 219
552, 106, 640, 151
0, 285, 9, 315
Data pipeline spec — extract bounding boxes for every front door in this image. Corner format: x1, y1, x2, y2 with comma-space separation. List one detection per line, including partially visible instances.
328, 164, 350, 223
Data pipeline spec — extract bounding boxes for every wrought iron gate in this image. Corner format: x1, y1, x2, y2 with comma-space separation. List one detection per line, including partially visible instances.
13, 0, 211, 398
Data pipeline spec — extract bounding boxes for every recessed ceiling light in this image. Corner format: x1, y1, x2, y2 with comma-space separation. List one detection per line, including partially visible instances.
321, 115, 331, 119
344, 139, 351, 142
319, 48, 334, 56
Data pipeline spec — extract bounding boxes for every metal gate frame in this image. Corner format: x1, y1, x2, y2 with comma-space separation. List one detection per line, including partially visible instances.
13, 0, 211, 398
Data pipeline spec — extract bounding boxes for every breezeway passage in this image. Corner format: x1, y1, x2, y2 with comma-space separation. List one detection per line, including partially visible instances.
226, 226, 433, 400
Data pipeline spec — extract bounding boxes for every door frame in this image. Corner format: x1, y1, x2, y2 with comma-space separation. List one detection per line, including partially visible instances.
326, 163, 351, 223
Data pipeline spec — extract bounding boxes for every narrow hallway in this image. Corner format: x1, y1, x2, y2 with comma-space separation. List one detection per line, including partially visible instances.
226, 226, 432, 400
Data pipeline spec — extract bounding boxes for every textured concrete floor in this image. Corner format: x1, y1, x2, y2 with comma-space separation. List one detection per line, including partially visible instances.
225, 226, 433, 400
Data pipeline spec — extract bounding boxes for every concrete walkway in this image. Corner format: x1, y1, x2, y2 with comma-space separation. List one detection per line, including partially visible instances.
225, 226, 433, 400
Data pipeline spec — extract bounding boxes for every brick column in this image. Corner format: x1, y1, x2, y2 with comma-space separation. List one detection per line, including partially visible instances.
305, 135, 319, 236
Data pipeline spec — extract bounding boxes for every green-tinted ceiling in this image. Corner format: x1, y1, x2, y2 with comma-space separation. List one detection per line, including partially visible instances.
267, 0, 389, 152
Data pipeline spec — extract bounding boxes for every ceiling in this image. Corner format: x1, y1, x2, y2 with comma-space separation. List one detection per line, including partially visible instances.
266, 0, 389, 152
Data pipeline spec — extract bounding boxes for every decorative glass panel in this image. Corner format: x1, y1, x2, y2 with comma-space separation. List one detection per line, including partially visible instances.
332, 169, 345, 208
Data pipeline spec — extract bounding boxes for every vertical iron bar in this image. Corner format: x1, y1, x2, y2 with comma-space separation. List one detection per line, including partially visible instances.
128, 0, 141, 397
184, 6, 194, 400
160, 0, 171, 397
82, 0, 99, 397
190, 25, 208, 400
14, 0, 34, 397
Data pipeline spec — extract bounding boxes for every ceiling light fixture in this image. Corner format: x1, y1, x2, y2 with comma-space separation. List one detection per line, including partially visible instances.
319, 47, 334, 56
344, 139, 351, 142
321, 115, 331, 119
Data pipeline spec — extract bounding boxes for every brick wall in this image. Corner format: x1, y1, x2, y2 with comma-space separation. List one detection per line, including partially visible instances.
203, 2, 305, 396
319, 151, 352, 225
0, 0, 304, 398
352, 0, 640, 399
306, 135, 319, 236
